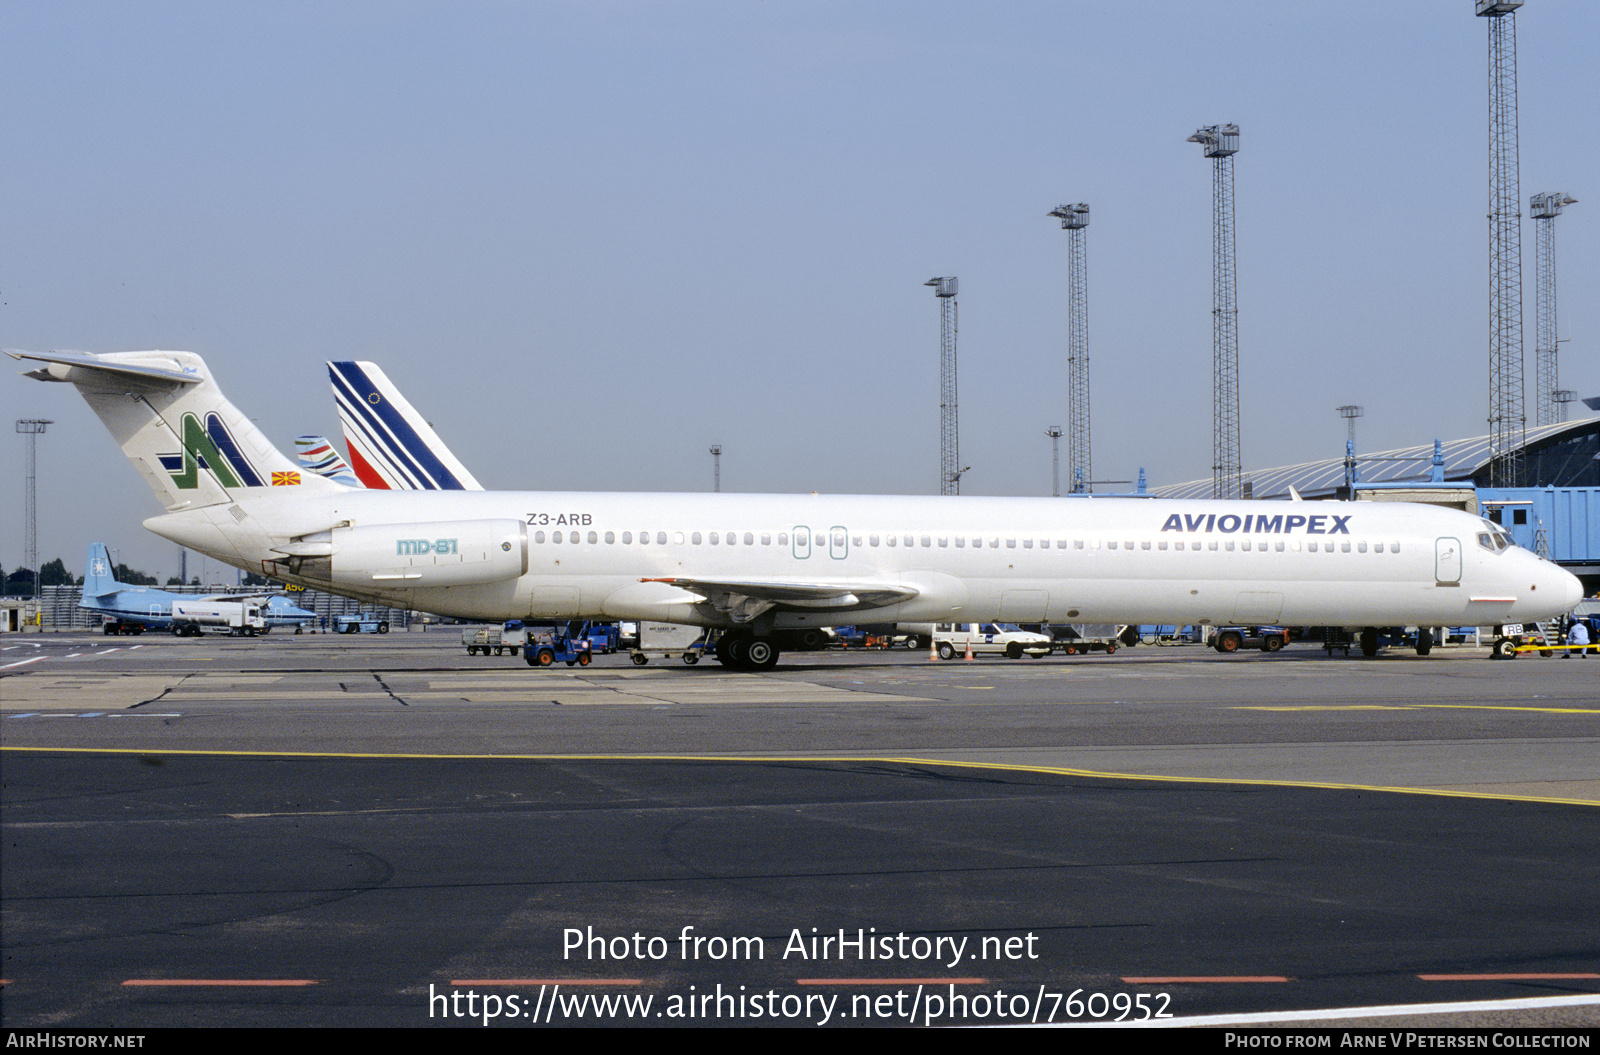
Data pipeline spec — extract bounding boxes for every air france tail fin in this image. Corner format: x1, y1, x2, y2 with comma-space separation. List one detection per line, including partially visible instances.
328, 360, 483, 490
9, 349, 345, 511
82, 542, 120, 598
295, 435, 361, 487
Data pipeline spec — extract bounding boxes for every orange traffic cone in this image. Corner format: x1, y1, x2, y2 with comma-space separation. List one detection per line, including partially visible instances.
964, 640, 974, 661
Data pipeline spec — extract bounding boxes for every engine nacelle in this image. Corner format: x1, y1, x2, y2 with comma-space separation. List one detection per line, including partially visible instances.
331, 519, 527, 587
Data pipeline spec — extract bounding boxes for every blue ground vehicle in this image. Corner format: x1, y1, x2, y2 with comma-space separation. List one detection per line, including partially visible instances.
334, 612, 390, 634
523, 625, 593, 667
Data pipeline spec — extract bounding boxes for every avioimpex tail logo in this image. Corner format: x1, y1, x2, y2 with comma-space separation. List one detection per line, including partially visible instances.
159, 412, 264, 490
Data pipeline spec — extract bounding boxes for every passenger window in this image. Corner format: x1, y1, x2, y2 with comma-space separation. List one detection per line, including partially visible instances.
1022, 539, 1033, 549
954, 537, 963, 548
622, 532, 632, 544
571, 532, 581, 544
588, 531, 599, 544
552, 531, 563, 544
656, 532, 667, 545
745, 533, 755, 546
606, 531, 616, 544
534, 531, 546, 543
761, 534, 771, 546
691, 532, 701, 544
871, 535, 881, 547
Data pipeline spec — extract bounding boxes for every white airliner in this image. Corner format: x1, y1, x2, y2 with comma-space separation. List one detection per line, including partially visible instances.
10, 348, 1583, 669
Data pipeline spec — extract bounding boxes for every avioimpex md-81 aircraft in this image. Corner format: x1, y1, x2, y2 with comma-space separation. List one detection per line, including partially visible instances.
11, 348, 1582, 669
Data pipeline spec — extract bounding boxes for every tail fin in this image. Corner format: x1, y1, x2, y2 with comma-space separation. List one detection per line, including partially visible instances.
328, 360, 484, 490
82, 543, 120, 598
295, 435, 361, 487
9, 349, 345, 511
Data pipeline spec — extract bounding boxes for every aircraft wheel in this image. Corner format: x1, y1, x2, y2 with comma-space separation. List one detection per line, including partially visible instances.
682, 653, 699, 665
798, 629, 826, 650
1360, 628, 1379, 657
937, 642, 956, 660
743, 637, 780, 670
1416, 628, 1433, 656
631, 653, 648, 666
717, 633, 749, 668
1218, 631, 1243, 653
1492, 637, 1516, 660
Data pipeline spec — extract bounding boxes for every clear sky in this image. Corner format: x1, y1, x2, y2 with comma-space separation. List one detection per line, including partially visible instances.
4, 1, 1596, 582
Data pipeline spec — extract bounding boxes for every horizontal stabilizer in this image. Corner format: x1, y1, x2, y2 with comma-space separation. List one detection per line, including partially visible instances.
15, 348, 342, 510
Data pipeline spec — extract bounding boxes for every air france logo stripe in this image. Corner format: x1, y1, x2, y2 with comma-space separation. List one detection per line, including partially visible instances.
1159, 512, 1352, 535
329, 362, 468, 490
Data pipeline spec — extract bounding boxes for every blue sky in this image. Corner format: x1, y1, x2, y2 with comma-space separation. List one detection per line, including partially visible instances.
4, 1, 1596, 580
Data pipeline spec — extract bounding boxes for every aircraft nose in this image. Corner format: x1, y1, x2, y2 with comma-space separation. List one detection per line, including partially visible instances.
1558, 567, 1584, 611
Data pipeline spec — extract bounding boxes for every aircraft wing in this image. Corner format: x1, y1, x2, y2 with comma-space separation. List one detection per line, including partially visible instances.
7, 348, 203, 385
640, 576, 918, 623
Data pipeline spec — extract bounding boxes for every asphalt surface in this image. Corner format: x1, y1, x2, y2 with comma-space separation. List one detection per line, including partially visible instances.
3, 631, 1598, 1028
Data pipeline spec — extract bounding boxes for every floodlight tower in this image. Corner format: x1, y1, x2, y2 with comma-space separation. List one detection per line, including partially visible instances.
926, 276, 961, 494
1479, 0, 1525, 486
1531, 191, 1577, 425
1048, 203, 1092, 493
15, 419, 52, 602
1188, 123, 1243, 500
1045, 425, 1063, 497
1338, 405, 1364, 492
709, 444, 722, 492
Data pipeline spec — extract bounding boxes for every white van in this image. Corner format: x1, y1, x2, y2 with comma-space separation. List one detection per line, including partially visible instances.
929, 622, 1053, 660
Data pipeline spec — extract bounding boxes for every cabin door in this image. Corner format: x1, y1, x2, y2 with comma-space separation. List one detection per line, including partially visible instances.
1435, 537, 1462, 585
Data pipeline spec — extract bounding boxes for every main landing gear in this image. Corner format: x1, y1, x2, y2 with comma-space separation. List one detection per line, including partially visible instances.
715, 629, 781, 671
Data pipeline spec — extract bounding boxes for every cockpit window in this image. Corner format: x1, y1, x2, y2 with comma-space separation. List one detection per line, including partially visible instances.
1477, 525, 1513, 552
